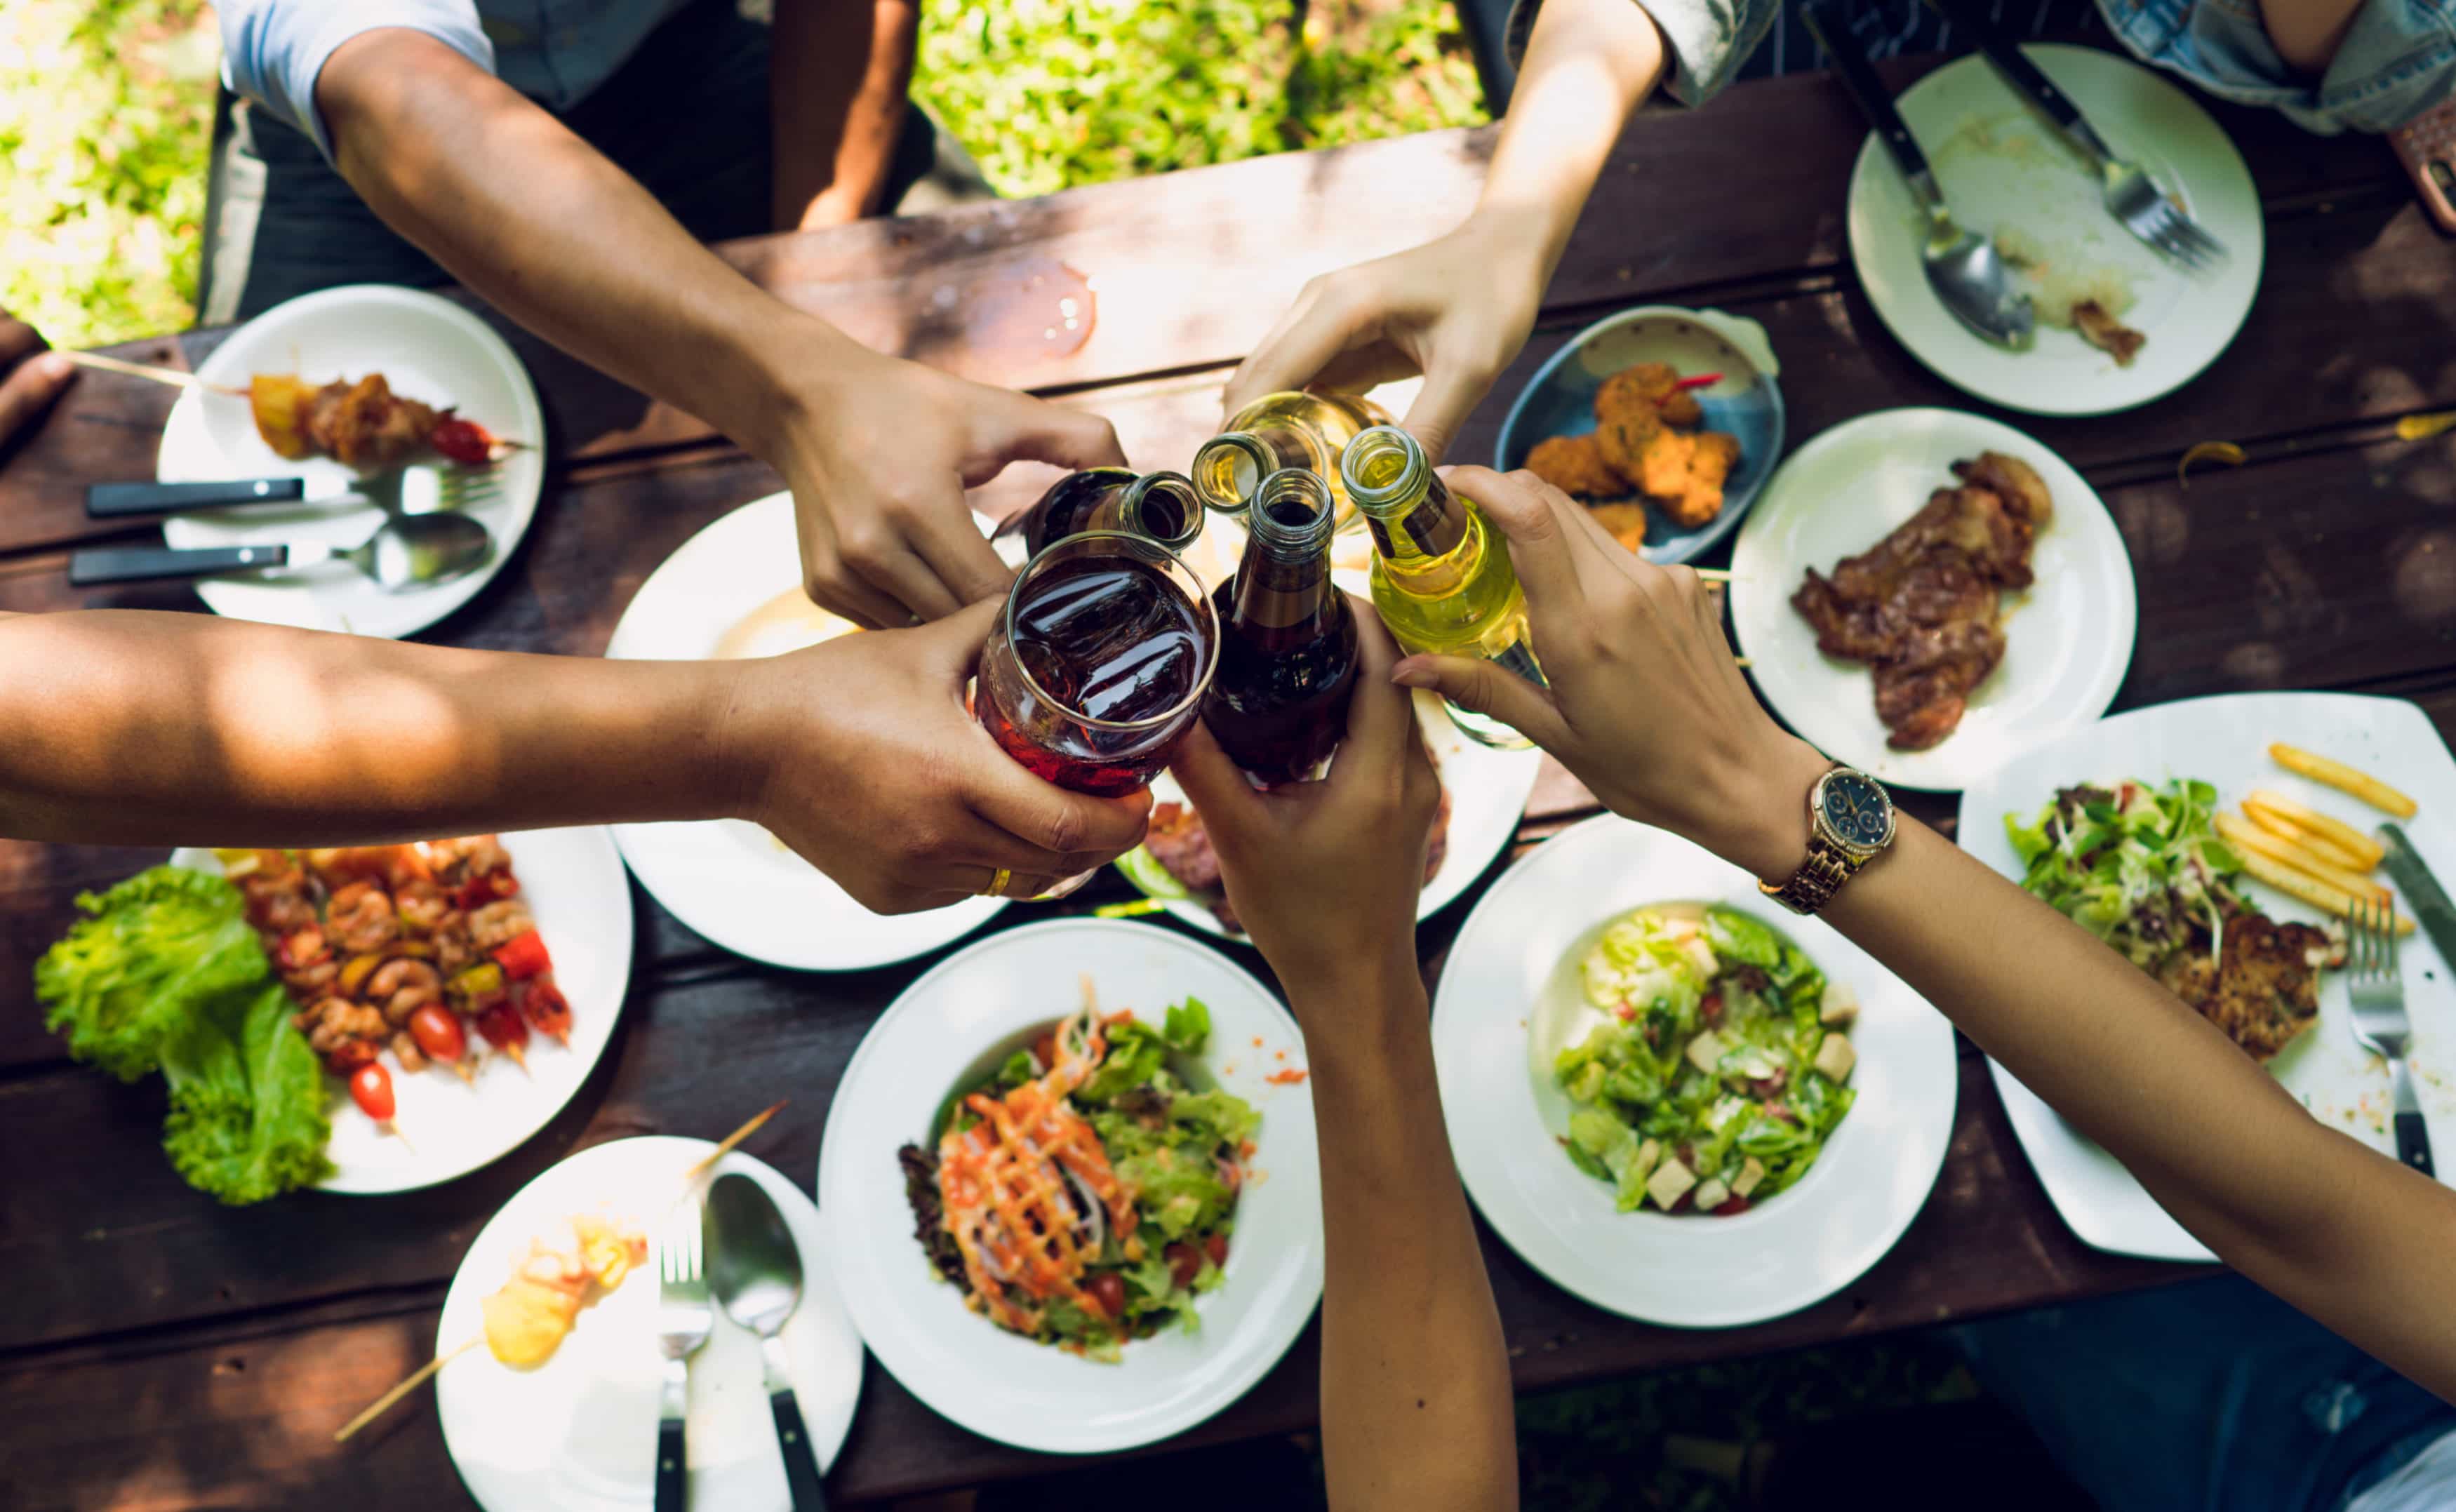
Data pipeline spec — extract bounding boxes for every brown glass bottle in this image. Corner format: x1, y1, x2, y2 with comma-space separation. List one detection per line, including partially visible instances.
1189, 391, 1392, 524
992, 468, 1206, 565
1199, 469, 1359, 784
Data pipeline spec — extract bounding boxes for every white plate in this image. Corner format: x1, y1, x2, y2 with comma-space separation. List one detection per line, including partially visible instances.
156, 285, 548, 638
1956, 693, 2456, 1262
1124, 690, 1541, 940
604, 493, 1008, 970
1728, 408, 2136, 791
1431, 814, 1958, 1328
173, 827, 632, 1193
436, 1137, 863, 1512
1847, 46, 2262, 415
818, 918, 1323, 1453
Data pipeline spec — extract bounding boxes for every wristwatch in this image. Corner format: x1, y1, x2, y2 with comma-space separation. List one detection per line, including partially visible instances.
1759, 765, 1897, 916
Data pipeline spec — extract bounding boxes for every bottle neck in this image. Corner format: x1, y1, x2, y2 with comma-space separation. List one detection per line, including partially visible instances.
1363, 471, 1471, 573
1230, 478, 1337, 631
1088, 473, 1203, 552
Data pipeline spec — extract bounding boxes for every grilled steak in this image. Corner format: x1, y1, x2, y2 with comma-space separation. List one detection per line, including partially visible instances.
2153, 912, 2332, 1062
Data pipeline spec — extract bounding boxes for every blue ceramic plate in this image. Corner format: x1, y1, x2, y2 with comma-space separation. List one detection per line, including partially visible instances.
1493, 306, 1784, 565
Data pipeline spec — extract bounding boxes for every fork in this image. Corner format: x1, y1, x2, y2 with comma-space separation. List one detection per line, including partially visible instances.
655, 1194, 714, 1512
1926, 0, 2227, 269
86, 462, 505, 521
2347, 897, 2434, 1178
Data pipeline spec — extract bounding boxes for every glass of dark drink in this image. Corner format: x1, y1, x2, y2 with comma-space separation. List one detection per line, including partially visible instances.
977, 532, 1219, 892
1201, 469, 1359, 784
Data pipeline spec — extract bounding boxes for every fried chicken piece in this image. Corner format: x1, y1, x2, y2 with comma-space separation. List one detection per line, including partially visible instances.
1656, 388, 1703, 428
1630, 427, 1695, 503
1524, 434, 1628, 499
1595, 362, 1681, 419
2071, 300, 2146, 367
1662, 430, 1742, 529
1593, 401, 1662, 481
2154, 913, 2331, 1061
1589, 502, 1652, 553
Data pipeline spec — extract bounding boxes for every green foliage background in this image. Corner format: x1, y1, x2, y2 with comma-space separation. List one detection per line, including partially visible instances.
3, 0, 1486, 351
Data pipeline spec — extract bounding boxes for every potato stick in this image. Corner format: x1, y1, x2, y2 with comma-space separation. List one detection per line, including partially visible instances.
2241, 798, 2374, 872
2216, 812, 2389, 902
2243, 790, 2386, 869
2267, 744, 2418, 819
2236, 851, 2414, 933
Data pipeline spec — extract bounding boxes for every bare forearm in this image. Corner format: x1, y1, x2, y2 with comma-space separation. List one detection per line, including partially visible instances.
1721, 751, 2456, 1396
1478, 0, 1667, 268
317, 29, 847, 461
1295, 951, 1518, 1512
0, 611, 742, 846
772, 0, 920, 229
2260, 0, 2365, 75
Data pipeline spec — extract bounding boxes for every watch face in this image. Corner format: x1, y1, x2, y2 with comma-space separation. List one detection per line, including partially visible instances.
1821, 770, 1894, 848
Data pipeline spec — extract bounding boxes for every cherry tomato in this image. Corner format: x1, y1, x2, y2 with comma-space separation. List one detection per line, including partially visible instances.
475, 1002, 528, 1049
490, 928, 552, 982
408, 1004, 466, 1063
518, 976, 573, 1043
1085, 1272, 1126, 1320
429, 412, 501, 465
1164, 1242, 1203, 1290
349, 1062, 395, 1120
1203, 1233, 1229, 1269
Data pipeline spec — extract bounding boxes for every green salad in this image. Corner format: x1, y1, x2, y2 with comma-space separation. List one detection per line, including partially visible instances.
900, 998, 1260, 1360
2004, 778, 2243, 968
1554, 906, 1858, 1215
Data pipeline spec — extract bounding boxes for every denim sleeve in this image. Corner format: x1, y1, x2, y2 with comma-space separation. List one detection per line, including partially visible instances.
220, 0, 496, 159
2098, 0, 2456, 133
1504, 0, 1782, 105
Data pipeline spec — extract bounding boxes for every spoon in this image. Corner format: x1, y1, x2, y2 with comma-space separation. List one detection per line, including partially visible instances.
67, 511, 494, 590
1805, 4, 2034, 349
705, 1174, 829, 1510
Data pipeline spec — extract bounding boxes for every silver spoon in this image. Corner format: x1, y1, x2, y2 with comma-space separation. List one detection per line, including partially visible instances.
68, 511, 494, 590
705, 1174, 830, 1511
1806, 4, 2034, 349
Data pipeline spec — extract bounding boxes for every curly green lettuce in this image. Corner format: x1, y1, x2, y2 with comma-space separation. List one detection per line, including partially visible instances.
36, 866, 333, 1204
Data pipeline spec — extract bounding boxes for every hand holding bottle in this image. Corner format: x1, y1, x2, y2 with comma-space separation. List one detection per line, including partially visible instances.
1389, 467, 1828, 878
768, 344, 1128, 627
1174, 606, 1439, 991
1222, 217, 1546, 466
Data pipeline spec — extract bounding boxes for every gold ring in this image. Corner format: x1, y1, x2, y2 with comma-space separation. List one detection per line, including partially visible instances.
983, 867, 1013, 898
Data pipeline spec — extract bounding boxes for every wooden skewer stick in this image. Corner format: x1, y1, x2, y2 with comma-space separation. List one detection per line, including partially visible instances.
334, 1336, 481, 1443
683, 1099, 788, 1180
56, 347, 248, 398
1690, 568, 1738, 583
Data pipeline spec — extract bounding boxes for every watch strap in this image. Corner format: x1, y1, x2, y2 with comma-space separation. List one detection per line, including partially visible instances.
1761, 838, 1858, 915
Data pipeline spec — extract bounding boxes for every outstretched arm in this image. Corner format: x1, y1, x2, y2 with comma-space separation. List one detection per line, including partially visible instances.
311, 29, 1120, 629
1222, 0, 1665, 461
1175, 613, 1519, 1510
0, 603, 1149, 914
1400, 466, 2456, 1405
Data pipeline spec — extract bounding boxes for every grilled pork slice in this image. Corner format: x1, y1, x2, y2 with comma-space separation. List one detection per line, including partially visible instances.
2153, 912, 2332, 1062
2072, 300, 2146, 367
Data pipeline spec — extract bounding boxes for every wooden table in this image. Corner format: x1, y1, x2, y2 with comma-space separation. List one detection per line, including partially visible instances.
2, 51, 2450, 1511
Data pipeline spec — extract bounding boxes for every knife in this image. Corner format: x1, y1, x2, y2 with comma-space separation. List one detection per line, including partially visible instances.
2378, 825, 2456, 967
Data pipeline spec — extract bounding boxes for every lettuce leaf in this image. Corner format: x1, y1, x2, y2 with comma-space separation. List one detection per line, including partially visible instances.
159, 982, 335, 1205
36, 867, 269, 1083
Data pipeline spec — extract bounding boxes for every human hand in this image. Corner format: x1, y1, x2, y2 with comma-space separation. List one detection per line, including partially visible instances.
0, 312, 74, 446
1389, 467, 1830, 879
723, 598, 1153, 911
770, 344, 1125, 627
1171, 606, 1440, 996
1223, 215, 1546, 464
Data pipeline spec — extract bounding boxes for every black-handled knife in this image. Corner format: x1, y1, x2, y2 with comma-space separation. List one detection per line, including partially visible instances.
2376, 825, 2449, 1177
1803, 3, 1938, 192
86, 478, 308, 519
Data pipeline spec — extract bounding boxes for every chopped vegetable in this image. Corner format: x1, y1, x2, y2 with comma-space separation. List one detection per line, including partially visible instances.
490, 929, 551, 982
2004, 779, 2241, 968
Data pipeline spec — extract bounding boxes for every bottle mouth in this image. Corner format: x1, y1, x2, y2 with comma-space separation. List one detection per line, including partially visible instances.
1190, 434, 1271, 516
1124, 472, 1206, 551
1249, 469, 1335, 558
1337, 425, 1424, 516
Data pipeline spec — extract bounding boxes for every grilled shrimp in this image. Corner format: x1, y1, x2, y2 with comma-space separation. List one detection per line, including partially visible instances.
326, 881, 399, 954
367, 958, 443, 1025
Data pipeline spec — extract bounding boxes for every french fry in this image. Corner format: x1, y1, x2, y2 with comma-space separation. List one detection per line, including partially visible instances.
2216, 812, 2389, 902
2234, 850, 2414, 933
2250, 785, 2377, 869
2267, 744, 2418, 819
